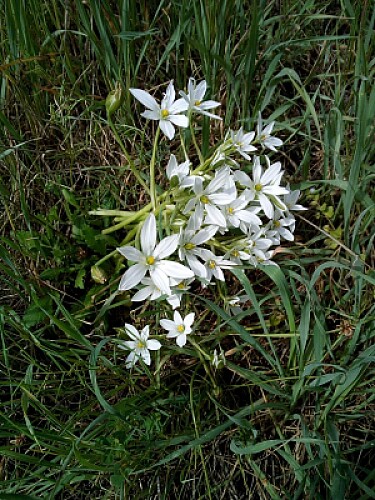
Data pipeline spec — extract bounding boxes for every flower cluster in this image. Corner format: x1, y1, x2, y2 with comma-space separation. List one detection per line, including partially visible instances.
97, 78, 305, 369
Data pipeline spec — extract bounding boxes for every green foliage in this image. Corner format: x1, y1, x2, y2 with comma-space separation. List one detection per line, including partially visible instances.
0, 0, 374, 498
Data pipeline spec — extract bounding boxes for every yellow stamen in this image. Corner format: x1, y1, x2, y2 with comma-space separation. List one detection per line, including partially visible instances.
255, 184, 262, 192
161, 109, 169, 118
274, 220, 281, 228
200, 195, 209, 204
232, 250, 239, 257
177, 324, 185, 333
177, 283, 185, 290
146, 255, 155, 265
195, 100, 201, 106
184, 243, 196, 250
209, 260, 216, 269
137, 340, 146, 349
228, 207, 234, 215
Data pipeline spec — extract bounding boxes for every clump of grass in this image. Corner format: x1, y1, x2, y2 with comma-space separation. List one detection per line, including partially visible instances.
1, 0, 374, 498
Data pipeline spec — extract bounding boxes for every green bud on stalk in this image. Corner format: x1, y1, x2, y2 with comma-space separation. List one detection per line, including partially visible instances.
106, 82, 124, 118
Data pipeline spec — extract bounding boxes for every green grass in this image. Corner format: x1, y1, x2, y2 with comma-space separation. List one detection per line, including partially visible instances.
1, 0, 374, 498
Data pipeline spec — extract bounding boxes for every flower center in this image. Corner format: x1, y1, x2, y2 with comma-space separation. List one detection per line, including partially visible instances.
194, 100, 201, 106
274, 220, 281, 228
232, 250, 239, 257
177, 324, 185, 333
228, 206, 234, 215
177, 282, 185, 290
137, 340, 146, 349
255, 183, 262, 192
146, 255, 155, 265
260, 134, 267, 141
208, 260, 216, 269
161, 109, 169, 118
184, 242, 196, 250
200, 195, 210, 204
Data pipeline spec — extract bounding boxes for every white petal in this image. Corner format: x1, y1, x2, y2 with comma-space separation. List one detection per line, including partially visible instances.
168, 114, 189, 128
166, 154, 178, 179
205, 204, 227, 227
141, 213, 156, 256
140, 349, 151, 365
176, 334, 187, 347
154, 234, 179, 259
119, 264, 146, 290
131, 286, 153, 302
184, 312, 195, 329
259, 193, 274, 219
141, 109, 160, 121
130, 88, 159, 111
169, 98, 189, 114
117, 246, 143, 262
160, 319, 176, 331
124, 323, 140, 340
147, 339, 162, 351
173, 310, 183, 324
158, 260, 194, 279
160, 120, 175, 140
150, 267, 171, 294
125, 351, 137, 369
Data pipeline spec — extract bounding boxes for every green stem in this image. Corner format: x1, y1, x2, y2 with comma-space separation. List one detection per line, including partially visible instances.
108, 116, 150, 195
149, 126, 161, 212
190, 116, 204, 164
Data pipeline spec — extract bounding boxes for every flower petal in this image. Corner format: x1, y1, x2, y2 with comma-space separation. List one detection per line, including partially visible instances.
147, 339, 162, 351
150, 267, 171, 294
154, 234, 179, 260
159, 119, 175, 140
124, 323, 140, 340
117, 246, 143, 262
119, 264, 146, 290
130, 88, 159, 111
158, 260, 194, 279
168, 114, 189, 128
141, 213, 156, 256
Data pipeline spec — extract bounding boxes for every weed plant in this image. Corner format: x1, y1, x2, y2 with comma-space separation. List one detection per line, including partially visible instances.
0, 1, 374, 498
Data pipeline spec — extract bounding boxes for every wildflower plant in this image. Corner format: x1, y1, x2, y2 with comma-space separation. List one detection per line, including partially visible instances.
93, 79, 305, 370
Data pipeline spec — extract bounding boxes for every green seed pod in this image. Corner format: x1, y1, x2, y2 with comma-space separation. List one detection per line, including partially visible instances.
91, 265, 107, 284
106, 82, 124, 118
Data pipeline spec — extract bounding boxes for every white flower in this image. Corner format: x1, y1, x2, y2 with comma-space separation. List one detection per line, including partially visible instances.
183, 167, 236, 227
283, 184, 307, 212
117, 213, 194, 294
256, 112, 283, 151
235, 157, 288, 219
166, 154, 191, 184
160, 311, 195, 347
130, 82, 189, 140
178, 226, 216, 278
119, 324, 161, 369
221, 194, 262, 232
230, 127, 257, 160
180, 78, 222, 119
245, 229, 274, 265
199, 249, 236, 284
167, 278, 194, 309
266, 210, 295, 242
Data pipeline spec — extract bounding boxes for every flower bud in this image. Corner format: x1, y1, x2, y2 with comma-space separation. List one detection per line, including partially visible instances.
106, 82, 124, 117
91, 265, 107, 284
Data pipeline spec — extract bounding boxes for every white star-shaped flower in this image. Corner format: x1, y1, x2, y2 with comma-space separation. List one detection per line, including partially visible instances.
118, 324, 161, 369
130, 82, 189, 140
160, 311, 195, 347
256, 112, 283, 151
180, 78, 222, 119
117, 213, 194, 294
235, 157, 288, 219
230, 127, 257, 160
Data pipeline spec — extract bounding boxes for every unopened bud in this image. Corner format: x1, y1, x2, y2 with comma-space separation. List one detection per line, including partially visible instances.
106, 82, 124, 117
91, 265, 107, 284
